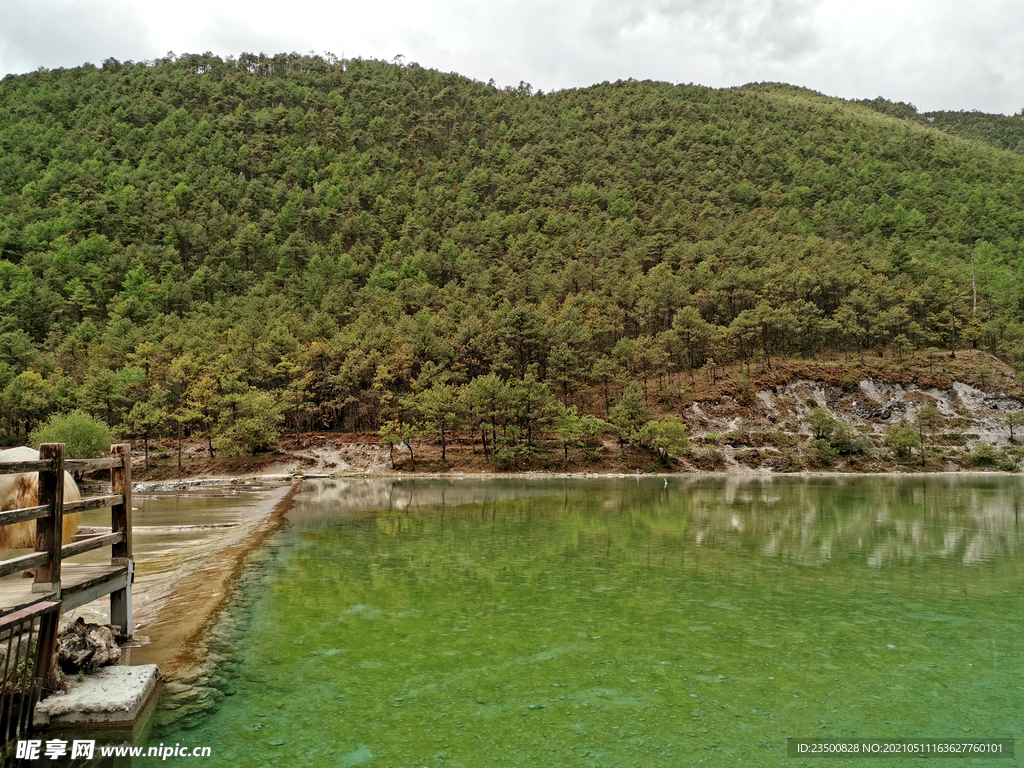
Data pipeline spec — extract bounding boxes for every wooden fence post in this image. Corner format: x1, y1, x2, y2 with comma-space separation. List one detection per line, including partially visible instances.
34, 444, 64, 594
110, 443, 133, 638
33, 601, 60, 705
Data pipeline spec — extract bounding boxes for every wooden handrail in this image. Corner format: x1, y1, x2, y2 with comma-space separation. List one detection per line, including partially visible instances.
63, 494, 123, 514
0, 494, 123, 524
61, 532, 124, 559
0, 460, 52, 475
0, 599, 59, 644
64, 457, 122, 473
0, 600, 59, 627
0, 504, 50, 528
0, 458, 122, 475
0, 551, 50, 580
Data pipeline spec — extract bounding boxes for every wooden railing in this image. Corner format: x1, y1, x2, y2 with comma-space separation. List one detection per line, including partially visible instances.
0, 444, 133, 634
0, 601, 59, 751
0, 444, 133, 754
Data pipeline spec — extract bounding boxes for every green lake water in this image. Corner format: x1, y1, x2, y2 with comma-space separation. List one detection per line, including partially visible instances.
152, 476, 1024, 766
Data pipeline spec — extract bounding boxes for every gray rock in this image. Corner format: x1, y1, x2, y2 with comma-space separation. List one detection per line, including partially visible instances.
57, 617, 121, 673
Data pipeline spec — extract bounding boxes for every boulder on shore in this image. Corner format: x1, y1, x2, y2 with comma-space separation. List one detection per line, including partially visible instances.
57, 617, 121, 673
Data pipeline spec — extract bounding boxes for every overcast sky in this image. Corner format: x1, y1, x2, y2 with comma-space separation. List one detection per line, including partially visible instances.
1, 0, 1021, 114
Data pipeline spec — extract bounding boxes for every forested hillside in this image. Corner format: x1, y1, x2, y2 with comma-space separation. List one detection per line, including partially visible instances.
2, 53, 1024, 465
857, 97, 1024, 154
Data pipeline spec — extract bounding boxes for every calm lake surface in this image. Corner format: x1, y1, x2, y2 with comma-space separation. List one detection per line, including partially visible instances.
153, 476, 1024, 766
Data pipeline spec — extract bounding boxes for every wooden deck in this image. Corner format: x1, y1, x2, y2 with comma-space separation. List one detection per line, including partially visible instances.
0, 564, 130, 618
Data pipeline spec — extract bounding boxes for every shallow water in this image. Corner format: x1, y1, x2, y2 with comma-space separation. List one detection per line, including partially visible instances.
73, 484, 277, 564
57, 483, 287, 625
153, 476, 1024, 766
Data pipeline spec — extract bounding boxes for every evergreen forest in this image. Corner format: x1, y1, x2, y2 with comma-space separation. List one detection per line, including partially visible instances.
3, 52, 1024, 464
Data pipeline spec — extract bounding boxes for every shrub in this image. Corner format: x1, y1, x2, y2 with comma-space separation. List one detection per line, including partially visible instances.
216, 391, 283, 455
884, 422, 919, 460
492, 444, 533, 471
737, 373, 755, 404
734, 449, 760, 467
690, 446, 725, 470
810, 407, 838, 440
967, 441, 997, 467
30, 410, 112, 458
638, 417, 689, 462
830, 423, 872, 455
807, 438, 836, 467
810, 408, 869, 456
493, 447, 517, 471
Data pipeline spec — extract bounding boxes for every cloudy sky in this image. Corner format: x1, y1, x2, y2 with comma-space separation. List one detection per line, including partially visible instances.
1, 0, 1021, 114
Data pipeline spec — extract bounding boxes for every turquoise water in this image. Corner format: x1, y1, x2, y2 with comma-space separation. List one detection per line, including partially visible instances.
153, 477, 1024, 766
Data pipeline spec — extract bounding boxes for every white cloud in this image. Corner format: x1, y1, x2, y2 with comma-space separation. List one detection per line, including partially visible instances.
0, 0, 153, 71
